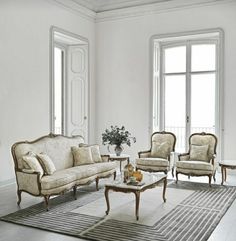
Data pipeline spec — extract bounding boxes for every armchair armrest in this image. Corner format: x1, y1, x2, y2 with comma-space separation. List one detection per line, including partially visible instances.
178, 153, 190, 161
16, 170, 42, 195
138, 150, 151, 158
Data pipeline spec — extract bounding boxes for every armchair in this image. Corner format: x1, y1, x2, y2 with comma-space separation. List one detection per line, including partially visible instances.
176, 132, 217, 186
136, 131, 176, 175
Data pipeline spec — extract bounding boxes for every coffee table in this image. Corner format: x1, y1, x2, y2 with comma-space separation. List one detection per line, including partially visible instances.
219, 160, 236, 185
104, 173, 167, 220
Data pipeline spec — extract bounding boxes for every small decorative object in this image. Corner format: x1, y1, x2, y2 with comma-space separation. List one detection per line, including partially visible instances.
102, 125, 136, 156
132, 171, 143, 182
123, 163, 134, 183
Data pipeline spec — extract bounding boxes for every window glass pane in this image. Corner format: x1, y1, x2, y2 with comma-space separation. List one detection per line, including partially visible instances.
191, 73, 215, 134
54, 47, 63, 134
191, 44, 216, 72
164, 46, 186, 73
164, 75, 186, 152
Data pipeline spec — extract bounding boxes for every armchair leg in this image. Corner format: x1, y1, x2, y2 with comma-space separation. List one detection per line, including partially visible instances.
176, 171, 178, 184
113, 171, 116, 180
208, 175, 212, 187
44, 195, 50, 211
17, 189, 22, 206
73, 186, 77, 200
95, 177, 99, 191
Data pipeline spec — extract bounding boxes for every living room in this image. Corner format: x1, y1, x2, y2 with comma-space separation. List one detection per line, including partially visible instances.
1, 0, 236, 240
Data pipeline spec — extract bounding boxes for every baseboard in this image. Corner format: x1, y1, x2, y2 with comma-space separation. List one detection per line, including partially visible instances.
0, 178, 16, 188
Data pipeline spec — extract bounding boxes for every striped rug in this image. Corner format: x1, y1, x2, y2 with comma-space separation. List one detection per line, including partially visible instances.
1, 182, 236, 241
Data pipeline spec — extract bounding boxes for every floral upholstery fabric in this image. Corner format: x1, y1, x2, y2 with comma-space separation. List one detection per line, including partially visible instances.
189, 144, 209, 162
37, 153, 56, 175
176, 160, 213, 171
136, 158, 169, 167
190, 134, 216, 161
41, 162, 117, 190
150, 142, 171, 159
14, 135, 84, 170
22, 153, 44, 177
71, 146, 94, 166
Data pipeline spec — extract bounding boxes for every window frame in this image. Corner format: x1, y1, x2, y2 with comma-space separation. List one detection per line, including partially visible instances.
150, 29, 224, 158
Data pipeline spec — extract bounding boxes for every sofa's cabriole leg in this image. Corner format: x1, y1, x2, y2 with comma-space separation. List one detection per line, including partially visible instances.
17, 189, 22, 206
114, 171, 116, 180
96, 177, 99, 191
176, 172, 178, 184
44, 195, 50, 211
73, 186, 77, 200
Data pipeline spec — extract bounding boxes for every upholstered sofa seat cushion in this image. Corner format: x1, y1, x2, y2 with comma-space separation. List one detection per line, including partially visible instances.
176, 160, 213, 171
136, 158, 169, 167
41, 162, 117, 190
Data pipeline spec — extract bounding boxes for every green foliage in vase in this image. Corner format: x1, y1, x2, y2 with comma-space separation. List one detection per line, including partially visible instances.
102, 126, 136, 147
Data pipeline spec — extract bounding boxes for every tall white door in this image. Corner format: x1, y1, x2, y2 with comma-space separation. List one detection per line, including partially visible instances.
66, 45, 88, 142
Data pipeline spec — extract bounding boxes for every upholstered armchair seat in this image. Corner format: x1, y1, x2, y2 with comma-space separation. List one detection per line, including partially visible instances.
176, 160, 213, 172
136, 158, 169, 167
136, 131, 176, 175
176, 132, 217, 186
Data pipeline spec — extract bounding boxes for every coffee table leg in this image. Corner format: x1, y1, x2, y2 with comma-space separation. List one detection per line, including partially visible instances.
105, 187, 110, 215
120, 161, 122, 173
163, 177, 167, 202
134, 191, 140, 221
221, 165, 224, 185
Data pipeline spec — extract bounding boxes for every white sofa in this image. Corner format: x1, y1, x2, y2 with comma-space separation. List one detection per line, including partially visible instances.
11, 133, 116, 210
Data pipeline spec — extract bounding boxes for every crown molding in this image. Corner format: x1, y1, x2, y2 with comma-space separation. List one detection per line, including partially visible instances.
48, 0, 235, 23
48, 0, 96, 22
96, 0, 236, 22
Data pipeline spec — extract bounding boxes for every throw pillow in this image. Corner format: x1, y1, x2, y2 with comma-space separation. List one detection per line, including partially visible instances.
22, 152, 44, 177
90, 145, 103, 163
79, 143, 103, 163
150, 142, 171, 159
37, 153, 56, 175
71, 146, 94, 166
190, 144, 209, 162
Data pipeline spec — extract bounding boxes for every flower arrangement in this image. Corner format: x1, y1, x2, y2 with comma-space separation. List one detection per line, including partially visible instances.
102, 126, 136, 156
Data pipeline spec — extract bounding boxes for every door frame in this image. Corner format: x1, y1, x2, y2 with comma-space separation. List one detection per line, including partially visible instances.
150, 28, 224, 159
50, 26, 90, 141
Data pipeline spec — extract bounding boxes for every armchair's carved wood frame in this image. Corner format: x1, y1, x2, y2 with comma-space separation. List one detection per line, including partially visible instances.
137, 131, 176, 176
11, 133, 116, 211
176, 132, 217, 187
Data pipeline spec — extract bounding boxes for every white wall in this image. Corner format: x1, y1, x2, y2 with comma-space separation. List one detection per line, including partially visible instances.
95, 2, 236, 160
0, 0, 95, 183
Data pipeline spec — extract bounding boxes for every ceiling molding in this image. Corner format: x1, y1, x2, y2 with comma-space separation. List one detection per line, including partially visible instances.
48, 0, 96, 21
96, 0, 235, 22
49, 0, 235, 23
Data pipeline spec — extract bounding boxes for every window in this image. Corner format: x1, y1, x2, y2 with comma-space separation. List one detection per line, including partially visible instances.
152, 30, 222, 153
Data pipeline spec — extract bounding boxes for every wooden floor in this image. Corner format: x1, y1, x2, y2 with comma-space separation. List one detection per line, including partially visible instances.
1, 172, 236, 241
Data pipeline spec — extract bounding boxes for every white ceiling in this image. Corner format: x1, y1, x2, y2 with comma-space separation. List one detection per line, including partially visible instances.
73, 0, 171, 12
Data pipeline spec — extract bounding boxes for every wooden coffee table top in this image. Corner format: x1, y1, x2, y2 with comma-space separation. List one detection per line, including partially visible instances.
105, 173, 167, 191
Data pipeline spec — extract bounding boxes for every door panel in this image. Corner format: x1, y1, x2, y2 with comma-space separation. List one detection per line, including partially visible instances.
66, 45, 88, 141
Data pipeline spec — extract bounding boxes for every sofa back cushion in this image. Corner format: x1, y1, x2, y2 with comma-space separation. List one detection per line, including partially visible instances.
12, 134, 84, 171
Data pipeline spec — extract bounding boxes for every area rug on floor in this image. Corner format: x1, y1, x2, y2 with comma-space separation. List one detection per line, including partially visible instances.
1, 181, 236, 241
